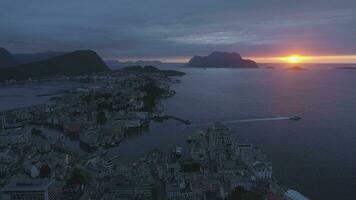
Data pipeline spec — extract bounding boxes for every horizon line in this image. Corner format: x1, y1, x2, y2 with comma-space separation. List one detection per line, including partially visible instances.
108, 54, 356, 64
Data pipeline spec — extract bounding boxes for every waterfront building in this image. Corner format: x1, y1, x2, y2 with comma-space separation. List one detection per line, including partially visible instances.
284, 189, 310, 200
252, 161, 272, 180
1, 179, 60, 200
113, 113, 144, 128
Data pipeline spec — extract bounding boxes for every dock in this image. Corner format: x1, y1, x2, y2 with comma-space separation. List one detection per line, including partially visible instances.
163, 115, 191, 125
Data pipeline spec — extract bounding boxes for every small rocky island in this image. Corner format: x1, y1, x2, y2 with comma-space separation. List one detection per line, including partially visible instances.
336, 66, 356, 70
188, 51, 259, 68
288, 66, 306, 70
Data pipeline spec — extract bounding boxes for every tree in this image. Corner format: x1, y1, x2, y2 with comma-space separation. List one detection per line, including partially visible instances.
40, 164, 51, 178
229, 186, 263, 200
229, 186, 247, 200
31, 128, 42, 135
97, 111, 106, 125
66, 168, 89, 187
241, 192, 263, 200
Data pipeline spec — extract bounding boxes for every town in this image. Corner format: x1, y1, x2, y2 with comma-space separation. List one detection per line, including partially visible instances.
0, 66, 306, 200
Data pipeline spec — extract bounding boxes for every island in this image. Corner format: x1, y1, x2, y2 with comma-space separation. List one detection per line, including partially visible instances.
188, 51, 259, 68
288, 66, 306, 70
336, 66, 356, 70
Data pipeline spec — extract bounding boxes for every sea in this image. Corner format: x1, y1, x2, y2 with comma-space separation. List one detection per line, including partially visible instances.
1, 63, 356, 200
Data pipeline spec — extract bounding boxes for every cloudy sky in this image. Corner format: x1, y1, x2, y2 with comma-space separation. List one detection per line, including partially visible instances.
1, 0, 355, 62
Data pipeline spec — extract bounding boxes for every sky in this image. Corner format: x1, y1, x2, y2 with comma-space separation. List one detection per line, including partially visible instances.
1, 0, 356, 63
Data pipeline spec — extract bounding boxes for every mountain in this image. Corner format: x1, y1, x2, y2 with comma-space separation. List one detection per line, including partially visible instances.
120, 65, 185, 76
105, 60, 163, 69
14, 51, 67, 64
188, 51, 258, 68
0, 50, 110, 81
0, 47, 17, 68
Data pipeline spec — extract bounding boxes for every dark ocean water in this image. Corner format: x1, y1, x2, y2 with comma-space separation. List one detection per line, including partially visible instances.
117, 65, 356, 200
1, 64, 356, 199
0, 81, 87, 111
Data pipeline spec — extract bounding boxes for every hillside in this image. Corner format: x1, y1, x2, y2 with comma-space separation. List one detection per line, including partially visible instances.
0, 47, 17, 68
0, 50, 110, 81
14, 51, 67, 64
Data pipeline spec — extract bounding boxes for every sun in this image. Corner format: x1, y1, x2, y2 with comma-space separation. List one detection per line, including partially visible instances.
287, 55, 302, 64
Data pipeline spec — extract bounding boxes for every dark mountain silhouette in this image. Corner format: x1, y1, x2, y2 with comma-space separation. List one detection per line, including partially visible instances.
121, 65, 185, 76
0, 50, 110, 81
0, 47, 17, 68
14, 51, 67, 64
188, 51, 258, 68
105, 59, 163, 69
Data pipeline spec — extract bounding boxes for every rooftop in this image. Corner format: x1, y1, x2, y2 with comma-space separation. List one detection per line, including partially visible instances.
2, 179, 54, 192
285, 189, 310, 200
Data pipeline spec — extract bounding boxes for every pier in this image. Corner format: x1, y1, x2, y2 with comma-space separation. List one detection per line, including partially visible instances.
163, 115, 191, 125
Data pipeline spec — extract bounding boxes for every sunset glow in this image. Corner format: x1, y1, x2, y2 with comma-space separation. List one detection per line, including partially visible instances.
285, 55, 304, 64
247, 55, 356, 64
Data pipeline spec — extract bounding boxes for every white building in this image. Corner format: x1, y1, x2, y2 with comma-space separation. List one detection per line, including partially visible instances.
252, 161, 272, 180
284, 189, 310, 200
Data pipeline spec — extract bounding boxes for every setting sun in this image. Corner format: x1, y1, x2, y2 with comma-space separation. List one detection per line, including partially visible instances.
285, 55, 306, 64
275, 54, 309, 64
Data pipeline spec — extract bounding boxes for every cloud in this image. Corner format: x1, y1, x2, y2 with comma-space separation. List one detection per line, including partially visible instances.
0, 0, 355, 59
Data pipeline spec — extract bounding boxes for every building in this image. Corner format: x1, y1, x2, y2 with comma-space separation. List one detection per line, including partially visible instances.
0, 114, 5, 130
1, 179, 60, 200
252, 161, 272, 180
110, 182, 153, 200
284, 189, 310, 200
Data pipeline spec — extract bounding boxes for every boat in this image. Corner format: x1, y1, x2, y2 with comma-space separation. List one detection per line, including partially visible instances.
175, 147, 183, 155
290, 116, 302, 120
171, 146, 183, 158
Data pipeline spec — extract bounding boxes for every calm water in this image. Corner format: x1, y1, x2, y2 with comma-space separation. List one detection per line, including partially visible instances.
117, 65, 356, 200
0, 81, 88, 111
1, 65, 356, 199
